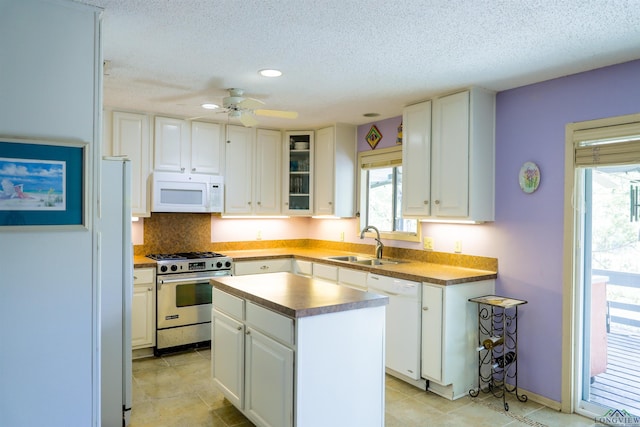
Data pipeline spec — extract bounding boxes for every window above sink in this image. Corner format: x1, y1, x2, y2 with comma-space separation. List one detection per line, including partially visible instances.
357, 146, 421, 243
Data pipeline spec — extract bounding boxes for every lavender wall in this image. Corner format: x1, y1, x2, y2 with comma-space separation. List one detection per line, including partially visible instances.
357, 116, 403, 152
494, 59, 640, 402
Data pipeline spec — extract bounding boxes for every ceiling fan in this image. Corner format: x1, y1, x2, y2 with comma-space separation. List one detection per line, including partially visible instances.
204, 88, 298, 127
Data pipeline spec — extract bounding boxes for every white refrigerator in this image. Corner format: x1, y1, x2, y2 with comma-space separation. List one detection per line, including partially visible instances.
99, 157, 133, 426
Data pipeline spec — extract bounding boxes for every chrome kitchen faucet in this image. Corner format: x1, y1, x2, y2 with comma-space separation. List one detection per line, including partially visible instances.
360, 225, 384, 259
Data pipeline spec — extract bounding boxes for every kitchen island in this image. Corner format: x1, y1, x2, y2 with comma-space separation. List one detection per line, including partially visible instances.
210, 272, 388, 427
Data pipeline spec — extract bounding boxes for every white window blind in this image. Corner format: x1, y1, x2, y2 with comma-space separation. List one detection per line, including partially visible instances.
574, 121, 640, 166
359, 147, 402, 170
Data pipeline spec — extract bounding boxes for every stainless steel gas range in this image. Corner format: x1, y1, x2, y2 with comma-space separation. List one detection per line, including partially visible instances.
146, 251, 232, 355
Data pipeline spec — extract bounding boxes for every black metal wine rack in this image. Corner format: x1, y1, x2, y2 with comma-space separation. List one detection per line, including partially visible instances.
468, 295, 528, 411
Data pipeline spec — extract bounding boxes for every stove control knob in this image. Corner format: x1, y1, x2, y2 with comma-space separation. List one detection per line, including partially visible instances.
216, 261, 223, 268
160, 265, 168, 273
225, 261, 232, 268
170, 264, 178, 272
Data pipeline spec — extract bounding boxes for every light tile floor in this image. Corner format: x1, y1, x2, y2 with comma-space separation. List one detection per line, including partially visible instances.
130, 349, 597, 427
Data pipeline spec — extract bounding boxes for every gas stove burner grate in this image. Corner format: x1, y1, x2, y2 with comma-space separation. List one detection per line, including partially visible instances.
146, 253, 184, 261
146, 251, 226, 261
185, 251, 226, 258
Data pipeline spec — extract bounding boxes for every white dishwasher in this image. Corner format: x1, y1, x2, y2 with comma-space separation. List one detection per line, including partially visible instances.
367, 273, 421, 380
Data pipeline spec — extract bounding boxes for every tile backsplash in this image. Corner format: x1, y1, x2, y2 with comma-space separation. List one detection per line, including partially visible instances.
134, 213, 212, 255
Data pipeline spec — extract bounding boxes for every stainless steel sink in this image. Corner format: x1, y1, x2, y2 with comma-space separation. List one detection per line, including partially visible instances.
351, 258, 406, 266
325, 255, 373, 262
325, 255, 407, 266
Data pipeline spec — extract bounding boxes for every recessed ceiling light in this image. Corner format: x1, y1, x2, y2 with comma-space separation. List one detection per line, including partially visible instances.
259, 69, 282, 77
201, 103, 219, 110
363, 112, 380, 117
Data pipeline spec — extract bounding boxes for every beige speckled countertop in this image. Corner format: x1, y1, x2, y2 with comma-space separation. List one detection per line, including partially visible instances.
221, 248, 497, 286
134, 248, 497, 286
211, 272, 388, 319
133, 255, 156, 269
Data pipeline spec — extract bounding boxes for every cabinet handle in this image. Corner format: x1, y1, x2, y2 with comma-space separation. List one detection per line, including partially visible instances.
328, 201, 332, 205
435, 200, 440, 205
180, 167, 185, 172
423, 307, 429, 311
260, 265, 269, 270
257, 201, 261, 205
147, 288, 152, 292
424, 200, 429, 205
246, 330, 251, 335
285, 202, 289, 206
192, 167, 196, 172
133, 276, 138, 280
237, 326, 242, 331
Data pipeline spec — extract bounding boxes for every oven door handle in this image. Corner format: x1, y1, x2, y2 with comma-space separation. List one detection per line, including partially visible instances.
158, 276, 218, 285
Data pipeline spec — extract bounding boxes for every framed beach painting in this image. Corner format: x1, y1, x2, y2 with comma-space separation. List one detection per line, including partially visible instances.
0, 138, 88, 230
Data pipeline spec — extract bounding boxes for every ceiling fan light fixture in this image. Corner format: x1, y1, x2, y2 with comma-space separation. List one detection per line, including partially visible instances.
259, 69, 282, 77
201, 103, 220, 110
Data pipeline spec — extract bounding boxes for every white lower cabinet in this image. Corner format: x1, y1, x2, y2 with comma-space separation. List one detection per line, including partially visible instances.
132, 268, 155, 349
311, 263, 338, 283
292, 259, 313, 277
420, 284, 443, 381
421, 279, 495, 399
212, 309, 244, 407
245, 327, 294, 427
337, 267, 367, 291
233, 259, 292, 276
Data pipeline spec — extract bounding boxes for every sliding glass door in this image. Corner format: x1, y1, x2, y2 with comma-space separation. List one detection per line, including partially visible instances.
570, 121, 640, 418
579, 166, 640, 418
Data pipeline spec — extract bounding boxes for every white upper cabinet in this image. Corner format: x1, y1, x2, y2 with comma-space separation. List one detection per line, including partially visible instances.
402, 88, 495, 222
314, 124, 357, 217
402, 101, 432, 217
154, 116, 189, 172
224, 125, 254, 214
111, 111, 152, 217
224, 126, 282, 215
154, 117, 224, 175
255, 129, 282, 215
190, 121, 225, 175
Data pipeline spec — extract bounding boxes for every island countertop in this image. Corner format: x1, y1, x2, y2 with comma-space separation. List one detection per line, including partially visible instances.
211, 272, 388, 319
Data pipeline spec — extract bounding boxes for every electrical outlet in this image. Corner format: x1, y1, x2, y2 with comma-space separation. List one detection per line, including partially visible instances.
423, 237, 434, 250
256, 230, 262, 240
340, 231, 345, 242
454, 240, 462, 253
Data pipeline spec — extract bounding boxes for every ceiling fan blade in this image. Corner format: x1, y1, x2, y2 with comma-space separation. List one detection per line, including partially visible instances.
239, 112, 259, 127
238, 97, 265, 109
254, 109, 298, 119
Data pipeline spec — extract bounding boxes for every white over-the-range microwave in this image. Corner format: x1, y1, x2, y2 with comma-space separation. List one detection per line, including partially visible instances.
151, 172, 224, 213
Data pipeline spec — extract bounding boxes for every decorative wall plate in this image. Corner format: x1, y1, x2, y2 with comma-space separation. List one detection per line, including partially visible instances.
519, 161, 540, 193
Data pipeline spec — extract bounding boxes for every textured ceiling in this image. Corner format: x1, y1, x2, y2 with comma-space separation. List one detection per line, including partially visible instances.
77, 0, 640, 129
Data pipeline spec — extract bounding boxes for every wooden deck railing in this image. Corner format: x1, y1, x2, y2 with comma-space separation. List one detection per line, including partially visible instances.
592, 269, 640, 330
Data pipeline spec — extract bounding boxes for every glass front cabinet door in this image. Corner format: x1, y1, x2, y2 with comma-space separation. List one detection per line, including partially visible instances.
284, 131, 313, 215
